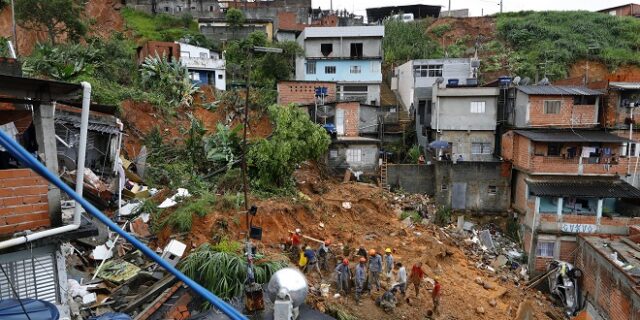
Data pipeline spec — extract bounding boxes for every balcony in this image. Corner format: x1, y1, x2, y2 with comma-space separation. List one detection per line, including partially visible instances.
527, 155, 630, 176
180, 57, 225, 70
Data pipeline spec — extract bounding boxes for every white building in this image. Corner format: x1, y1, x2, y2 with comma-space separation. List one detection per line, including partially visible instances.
176, 42, 226, 91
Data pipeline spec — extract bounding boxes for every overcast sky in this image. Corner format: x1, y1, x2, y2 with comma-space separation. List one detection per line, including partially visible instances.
311, 0, 629, 17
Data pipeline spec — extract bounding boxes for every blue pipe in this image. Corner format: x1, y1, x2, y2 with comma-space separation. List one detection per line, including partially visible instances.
0, 130, 248, 320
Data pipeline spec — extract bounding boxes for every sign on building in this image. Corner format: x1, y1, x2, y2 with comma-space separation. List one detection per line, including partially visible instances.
560, 223, 597, 234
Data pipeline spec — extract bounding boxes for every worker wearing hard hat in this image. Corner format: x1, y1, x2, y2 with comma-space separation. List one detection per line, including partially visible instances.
367, 249, 383, 292
335, 258, 352, 294
355, 257, 367, 304
383, 248, 394, 280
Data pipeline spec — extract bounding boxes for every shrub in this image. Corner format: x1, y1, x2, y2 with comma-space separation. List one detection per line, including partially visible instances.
434, 206, 452, 227
383, 18, 442, 64
400, 210, 421, 222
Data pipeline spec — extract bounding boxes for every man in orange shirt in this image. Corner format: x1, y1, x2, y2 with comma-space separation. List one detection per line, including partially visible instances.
409, 262, 426, 297
432, 276, 441, 315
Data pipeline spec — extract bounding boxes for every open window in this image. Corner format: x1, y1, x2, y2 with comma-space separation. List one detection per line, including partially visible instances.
547, 143, 562, 156
321, 43, 333, 57
350, 43, 363, 59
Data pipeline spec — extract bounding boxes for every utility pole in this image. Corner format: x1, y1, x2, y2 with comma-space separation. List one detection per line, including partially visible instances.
10, 0, 18, 57
448, 0, 452, 17
500, 0, 503, 13
330, 0, 333, 12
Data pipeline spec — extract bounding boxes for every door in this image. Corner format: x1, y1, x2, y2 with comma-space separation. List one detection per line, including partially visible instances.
336, 109, 345, 135
452, 182, 467, 210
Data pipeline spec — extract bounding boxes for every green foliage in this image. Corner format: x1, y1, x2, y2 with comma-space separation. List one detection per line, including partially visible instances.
496, 11, 640, 79
165, 194, 217, 232
218, 192, 244, 211
249, 105, 331, 192
400, 210, 421, 222
406, 145, 421, 164
226, 8, 246, 30
121, 8, 202, 43
23, 42, 98, 80
429, 23, 452, 38
0, 37, 9, 58
180, 243, 287, 302
140, 54, 200, 110
383, 18, 442, 64
434, 206, 452, 227
215, 168, 244, 193
0, 0, 8, 10
204, 123, 242, 170
15, 0, 87, 44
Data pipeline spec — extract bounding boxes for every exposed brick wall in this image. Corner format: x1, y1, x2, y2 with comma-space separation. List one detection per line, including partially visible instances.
137, 41, 180, 64
559, 240, 577, 262
277, 81, 337, 106
0, 169, 50, 237
600, 4, 640, 17
338, 102, 359, 137
277, 12, 304, 31
501, 130, 514, 160
513, 171, 528, 214
527, 95, 598, 128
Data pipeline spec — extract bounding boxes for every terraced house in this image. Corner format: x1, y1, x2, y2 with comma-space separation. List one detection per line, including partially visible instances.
501, 85, 640, 273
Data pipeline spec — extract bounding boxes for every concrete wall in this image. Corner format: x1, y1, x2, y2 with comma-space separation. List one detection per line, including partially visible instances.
0, 169, 50, 237
297, 59, 382, 83
328, 142, 379, 172
437, 130, 496, 162
434, 161, 511, 212
200, 22, 272, 43
432, 88, 499, 131
394, 60, 414, 110
413, 58, 472, 88
387, 164, 435, 194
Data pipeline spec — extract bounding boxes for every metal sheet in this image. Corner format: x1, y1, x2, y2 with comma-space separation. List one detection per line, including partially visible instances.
0, 251, 58, 304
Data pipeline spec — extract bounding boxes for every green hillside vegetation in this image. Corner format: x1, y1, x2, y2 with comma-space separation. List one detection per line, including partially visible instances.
121, 7, 213, 48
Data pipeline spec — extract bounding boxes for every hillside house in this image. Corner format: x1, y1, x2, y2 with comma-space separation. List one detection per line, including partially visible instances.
137, 41, 180, 64
295, 26, 385, 106
597, 3, 640, 17
277, 80, 338, 106
177, 42, 226, 91
501, 84, 640, 273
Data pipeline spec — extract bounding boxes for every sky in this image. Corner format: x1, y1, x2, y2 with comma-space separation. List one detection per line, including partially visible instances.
311, 0, 630, 18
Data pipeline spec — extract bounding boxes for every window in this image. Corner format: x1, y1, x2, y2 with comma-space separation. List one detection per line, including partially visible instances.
536, 241, 555, 258
306, 62, 316, 74
470, 101, 486, 113
164, 6, 170, 12
350, 43, 363, 58
346, 149, 362, 162
547, 143, 562, 156
321, 43, 333, 57
544, 100, 561, 114
418, 100, 427, 125
0, 247, 60, 304
209, 5, 215, 12
573, 96, 597, 105
609, 10, 617, 16
488, 185, 497, 195
329, 150, 338, 159
413, 64, 443, 77
218, 74, 223, 80
199, 52, 209, 59
471, 143, 492, 154
177, 6, 182, 12
350, 66, 361, 74
441, 184, 448, 191
325, 66, 336, 74
339, 85, 368, 102
180, 51, 190, 58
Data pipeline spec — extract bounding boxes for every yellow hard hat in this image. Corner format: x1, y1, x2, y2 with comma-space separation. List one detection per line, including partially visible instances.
385, 248, 392, 253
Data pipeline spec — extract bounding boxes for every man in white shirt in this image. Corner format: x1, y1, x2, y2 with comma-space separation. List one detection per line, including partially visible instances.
393, 262, 407, 296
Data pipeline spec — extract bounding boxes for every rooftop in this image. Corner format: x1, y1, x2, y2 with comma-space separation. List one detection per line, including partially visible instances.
517, 85, 602, 96
610, 82, 640, 90
527, 179, 640, 198
513, 130, 631, 143
301, 26, 385, 39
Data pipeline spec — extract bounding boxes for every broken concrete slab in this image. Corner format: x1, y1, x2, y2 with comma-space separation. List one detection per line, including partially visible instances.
478, 230, 495, 251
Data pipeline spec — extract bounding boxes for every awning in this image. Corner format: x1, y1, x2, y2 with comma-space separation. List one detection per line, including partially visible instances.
610, 82, 640, 90
527, 179, 640, 198
513, 130, 632, 143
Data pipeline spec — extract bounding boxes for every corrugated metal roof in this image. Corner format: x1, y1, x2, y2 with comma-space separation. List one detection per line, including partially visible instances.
55, 118, 120, 135
517, 85, 602, 96
303, 26, 385, 38
513, 130, 631, 143
610, 82, 640, 90
527, 179, 640, 198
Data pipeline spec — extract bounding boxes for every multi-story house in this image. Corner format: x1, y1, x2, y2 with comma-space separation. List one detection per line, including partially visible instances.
295, 26, 385, 106
598, 3, 640, 17
177, 42, 226, 91
501, 84, 640, 273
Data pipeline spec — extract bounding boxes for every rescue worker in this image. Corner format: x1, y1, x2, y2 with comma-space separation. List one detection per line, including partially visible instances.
355, 257, 367, 304
367, 249, 383, 291
356, 245, 367, 259
375, 287, 398, 313
335, 258, 352, 294
289, 229, 302, 260
318, 239, 331, 271
303, 246, 321, 276
383, 248, 394, 280
409, 262, 426, 297
432, 276, 442, 315
393, 262, 407, 296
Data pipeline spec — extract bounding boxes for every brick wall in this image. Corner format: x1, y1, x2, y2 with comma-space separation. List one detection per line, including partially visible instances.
559, 240, 577, 261
0, 169, 50, 236
513, 171, 529, 213
277, 81, 337, 105
137, 41, 180, 64
338, 102, 359, 136
528, 95, 597, 127
501, 130, 514, 160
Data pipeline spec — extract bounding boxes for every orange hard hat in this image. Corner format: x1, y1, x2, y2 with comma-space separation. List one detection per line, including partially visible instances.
342, 258, 349, 265
324, 239, 331, 245
359, 257, 367, 263
368, 249, 377, 256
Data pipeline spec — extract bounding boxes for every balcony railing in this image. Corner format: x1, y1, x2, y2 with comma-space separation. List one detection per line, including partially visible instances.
525, 155, 630, 175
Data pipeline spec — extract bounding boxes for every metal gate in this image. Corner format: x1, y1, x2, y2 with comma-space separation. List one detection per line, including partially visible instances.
0, 246, 59, 304
452, 182, 467, 210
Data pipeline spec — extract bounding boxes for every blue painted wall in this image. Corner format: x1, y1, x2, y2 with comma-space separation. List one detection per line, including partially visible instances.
302, 59, 382, 83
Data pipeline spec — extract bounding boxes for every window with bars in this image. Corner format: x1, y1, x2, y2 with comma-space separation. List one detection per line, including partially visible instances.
488, 185, 497, 195
306, 62, 316, 74
536, 241, 555, 258
325, 66, 336, 74
544, 100, 561, 114
471, 142, 492, 154
346, 149, 362, 162
413, 64, 443, 77
350, 66, 361, 74
470, 101, 486, 113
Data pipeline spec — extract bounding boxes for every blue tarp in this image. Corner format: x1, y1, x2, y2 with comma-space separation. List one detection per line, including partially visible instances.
0, 299, 59, 320
89, 312, 132, 320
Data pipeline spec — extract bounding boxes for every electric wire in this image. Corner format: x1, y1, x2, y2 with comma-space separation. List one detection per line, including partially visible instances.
0, 264, 34, 320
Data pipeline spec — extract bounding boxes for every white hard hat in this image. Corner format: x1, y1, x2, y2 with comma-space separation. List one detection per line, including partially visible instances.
295, 228, 301, 233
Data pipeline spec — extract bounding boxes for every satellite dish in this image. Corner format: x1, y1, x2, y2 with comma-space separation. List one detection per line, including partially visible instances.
521, 77, 531, 86
435, 77, 445, 84
512, 76, 521, 86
